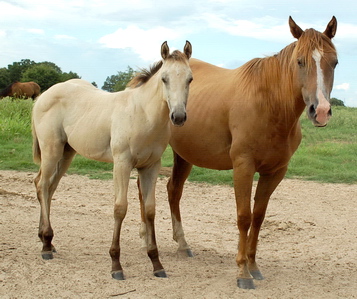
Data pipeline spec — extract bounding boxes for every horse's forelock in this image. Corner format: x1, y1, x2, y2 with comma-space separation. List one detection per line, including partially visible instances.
168, 50, 188, 62
290, 29, 336, 72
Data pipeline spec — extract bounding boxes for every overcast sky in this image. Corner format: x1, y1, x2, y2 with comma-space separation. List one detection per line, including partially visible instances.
1, 0, 356, 106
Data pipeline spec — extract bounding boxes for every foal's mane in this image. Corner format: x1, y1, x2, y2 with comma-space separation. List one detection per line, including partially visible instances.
237, 28, 336, 113
127, 50, 188, 88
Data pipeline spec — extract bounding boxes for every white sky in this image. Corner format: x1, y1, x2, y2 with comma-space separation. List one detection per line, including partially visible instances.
0, 0, 356, 106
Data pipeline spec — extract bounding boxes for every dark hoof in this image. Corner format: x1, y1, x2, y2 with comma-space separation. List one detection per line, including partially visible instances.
154, 270, 167, 278
41, 251, 54, 260
250, 269, 264, 280
112, 271, 125, 280
237, 278, 255, 289
186, 249, 194, 257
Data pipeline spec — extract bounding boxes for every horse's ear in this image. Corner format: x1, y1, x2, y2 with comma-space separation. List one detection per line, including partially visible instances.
323, 16, 337, 39
161, 41, 170, 60
289, 16, 303, 39
184, 40, 192, 59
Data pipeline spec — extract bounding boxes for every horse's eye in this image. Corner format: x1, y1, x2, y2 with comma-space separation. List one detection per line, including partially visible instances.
188, 77, 193, 84
297, 58, 305, 68
162, 77, 168, 84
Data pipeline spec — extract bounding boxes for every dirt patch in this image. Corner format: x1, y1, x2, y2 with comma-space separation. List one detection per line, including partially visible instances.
0, 170, 356, 298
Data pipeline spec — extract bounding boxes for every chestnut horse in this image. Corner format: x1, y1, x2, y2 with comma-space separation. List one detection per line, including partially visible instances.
0, 81, 40, 99
32, 41, 192, 280
139, 17, 338, 289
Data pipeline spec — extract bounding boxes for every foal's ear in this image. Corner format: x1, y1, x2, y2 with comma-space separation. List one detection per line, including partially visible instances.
289, 16, 304, 39
184, 40, 192, 59
161, 41, 170, 60
323, 16, 337, 39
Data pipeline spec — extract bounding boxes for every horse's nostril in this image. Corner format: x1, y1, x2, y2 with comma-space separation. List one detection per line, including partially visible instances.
328, 108, 332, 116
309, 104, 316, 116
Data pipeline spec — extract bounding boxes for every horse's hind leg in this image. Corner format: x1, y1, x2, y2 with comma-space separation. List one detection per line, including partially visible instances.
35, 143, 76, 259
167, 151, 193, 256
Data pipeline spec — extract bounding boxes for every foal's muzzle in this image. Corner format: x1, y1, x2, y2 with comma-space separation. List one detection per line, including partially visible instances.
170, 111, 187, 127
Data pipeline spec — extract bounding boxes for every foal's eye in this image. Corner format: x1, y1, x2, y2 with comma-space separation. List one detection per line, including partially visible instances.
188, 77, 193, 84
162, 77, 168, 84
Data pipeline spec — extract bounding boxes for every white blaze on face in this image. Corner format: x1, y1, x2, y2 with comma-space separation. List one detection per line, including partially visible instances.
312, 49, 331, 125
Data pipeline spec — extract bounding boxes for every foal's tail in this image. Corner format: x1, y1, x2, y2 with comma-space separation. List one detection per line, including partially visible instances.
31, 116, 41, 164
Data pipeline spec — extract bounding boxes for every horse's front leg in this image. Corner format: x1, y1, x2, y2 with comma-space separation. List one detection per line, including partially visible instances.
138, 162, 167, 278
110, 161, 132, 280
232, 157, 256, 289
247, 167, 287, 280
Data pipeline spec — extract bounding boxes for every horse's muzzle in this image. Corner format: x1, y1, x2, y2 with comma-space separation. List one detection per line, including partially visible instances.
171, 111, 187, 127
308, 104, 332, 127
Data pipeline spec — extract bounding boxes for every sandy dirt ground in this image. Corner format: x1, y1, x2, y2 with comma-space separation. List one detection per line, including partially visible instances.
0, 170, 356, 298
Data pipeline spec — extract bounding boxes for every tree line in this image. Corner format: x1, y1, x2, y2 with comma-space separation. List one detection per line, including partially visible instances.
0, 59, 80, 91
0, 59, 346, 106
0, 59, 136, 93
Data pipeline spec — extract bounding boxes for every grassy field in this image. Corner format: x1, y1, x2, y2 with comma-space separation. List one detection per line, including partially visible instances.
0, 97, 356, 184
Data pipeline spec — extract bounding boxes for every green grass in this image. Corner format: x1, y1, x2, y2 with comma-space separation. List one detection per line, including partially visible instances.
0, 98, 356, 184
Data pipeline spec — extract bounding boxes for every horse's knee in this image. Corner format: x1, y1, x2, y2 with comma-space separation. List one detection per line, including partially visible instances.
114, 203, 128, 220
237, 214, 251, 232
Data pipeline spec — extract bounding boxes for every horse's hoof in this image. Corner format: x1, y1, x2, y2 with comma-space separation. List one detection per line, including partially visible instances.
185, 248, 194, 257
177, 248, 194, 257
250, 269, 264, 280
154, 270, 167, 278
41, 251, 54, 260
111, 271, 125, 280
237, 278, 255, 289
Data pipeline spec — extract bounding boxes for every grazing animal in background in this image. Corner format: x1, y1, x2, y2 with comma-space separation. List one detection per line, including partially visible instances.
0, 81, 40, 99
31, 41, 193, 280
139, 17, 338, 289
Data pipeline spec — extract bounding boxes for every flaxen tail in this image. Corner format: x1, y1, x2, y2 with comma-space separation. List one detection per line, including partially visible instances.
31, 116, 41, 164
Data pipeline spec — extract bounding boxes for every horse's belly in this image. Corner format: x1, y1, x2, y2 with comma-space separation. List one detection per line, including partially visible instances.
170, 131, 232, 170
68, 133, 113, 163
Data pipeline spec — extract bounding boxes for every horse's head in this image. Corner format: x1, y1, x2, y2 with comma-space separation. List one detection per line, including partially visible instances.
160, 41, 193, 127
289, 16, 338, 127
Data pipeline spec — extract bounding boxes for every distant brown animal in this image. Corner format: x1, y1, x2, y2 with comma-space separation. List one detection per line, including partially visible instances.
0, 81, 41, 99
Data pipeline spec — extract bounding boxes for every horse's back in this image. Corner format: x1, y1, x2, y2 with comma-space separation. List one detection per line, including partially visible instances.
35, 79, 100, 107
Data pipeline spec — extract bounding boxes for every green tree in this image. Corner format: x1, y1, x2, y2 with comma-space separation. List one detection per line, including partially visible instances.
60, 71, 80, 82
330, 97, 345, 106
22, 64, 61, 91
102, 66, 135, 92
0, 68, 11, 89
7, 59, 36, 82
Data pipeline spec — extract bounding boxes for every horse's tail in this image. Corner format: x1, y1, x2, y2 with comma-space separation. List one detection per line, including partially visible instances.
31, 115, 41, 164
